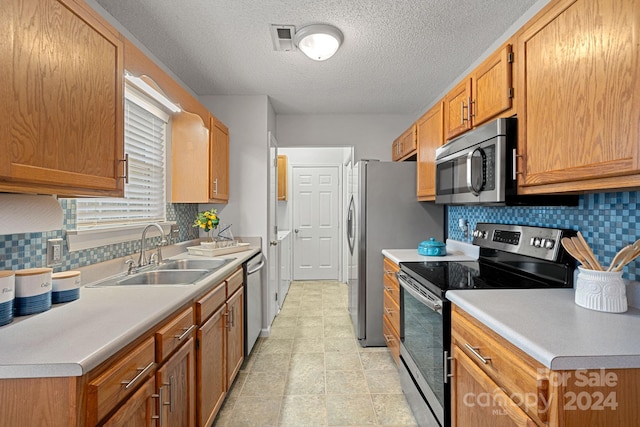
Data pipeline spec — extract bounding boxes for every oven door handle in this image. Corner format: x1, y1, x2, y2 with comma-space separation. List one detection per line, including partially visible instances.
397, 273, 443, 314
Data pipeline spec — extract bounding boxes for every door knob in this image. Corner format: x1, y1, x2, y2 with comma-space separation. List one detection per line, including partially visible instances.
294, 229, 299, 233
270, 240, 278, 246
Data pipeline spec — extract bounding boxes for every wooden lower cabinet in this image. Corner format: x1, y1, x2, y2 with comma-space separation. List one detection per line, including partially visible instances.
451, 345, 537, 427
452, 305, 640, 427
197, 305, 227, 427
157, 337, 195, 427
226, 287, 244, 385
382, 257, 401, 365
196, 268, 245, 427
102, 376, 158, 427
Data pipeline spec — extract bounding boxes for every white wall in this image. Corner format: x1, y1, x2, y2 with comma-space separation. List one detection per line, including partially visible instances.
200, 95, 270, 252
276, 114, 412, 162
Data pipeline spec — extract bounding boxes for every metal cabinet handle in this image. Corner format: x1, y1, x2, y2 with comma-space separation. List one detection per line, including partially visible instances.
468, 96, 474, 120
443, 350, 453, 384
383, 285, 393, 292
231, 306, 235, 327
383, 334, 395, 343
224, 311, 231, 331
384, 307, 393, 315
464, 343, 491, 364
384, 269, 395, 276
175, 324, 196, 341
460, 101, 467, 124
119, 153, 129, 184
121, 361, 154, 390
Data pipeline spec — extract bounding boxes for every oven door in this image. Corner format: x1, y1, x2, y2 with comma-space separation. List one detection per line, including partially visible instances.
435, 138, 504, 205
397, 271, 448, 427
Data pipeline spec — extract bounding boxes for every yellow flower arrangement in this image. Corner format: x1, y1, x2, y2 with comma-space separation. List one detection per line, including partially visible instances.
193, 208, 220, 232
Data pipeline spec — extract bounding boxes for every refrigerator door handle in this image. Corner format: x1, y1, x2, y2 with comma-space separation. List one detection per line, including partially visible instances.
347, 195, 355, 254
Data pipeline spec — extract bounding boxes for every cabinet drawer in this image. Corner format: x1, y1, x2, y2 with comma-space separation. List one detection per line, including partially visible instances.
383, 273, 400, 307
156, 307, 195, 362
451, 305, 548, 424
383, 289, 400, 335
226, 267, 243, 297
196, 281, 226, 325
87, 337, 156, 425
383, 316, 399, 365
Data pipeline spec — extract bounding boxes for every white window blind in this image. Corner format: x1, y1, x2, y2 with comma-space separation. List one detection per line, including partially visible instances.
76, 90, 168, 228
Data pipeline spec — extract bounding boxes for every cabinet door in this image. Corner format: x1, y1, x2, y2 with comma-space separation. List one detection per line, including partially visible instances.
416, 102, 443, 200
451, 346, 537, 427
398, 124, 417, 158
1, 0, 124, 197
197, 306, 227, 427
472, 44, 513, 126
444, 78, 472, 140
277, 155, 288, 201
226, 287, 244, 385
209, 117, 229, 203
157, 338, 195, 427
516, 0, 640, 193
171, 112, 210, 203
102, 376, 157, 427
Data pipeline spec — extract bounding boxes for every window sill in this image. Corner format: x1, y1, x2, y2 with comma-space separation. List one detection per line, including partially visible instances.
66, 222, 175, 252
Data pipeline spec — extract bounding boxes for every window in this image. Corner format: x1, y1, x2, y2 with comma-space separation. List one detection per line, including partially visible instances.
76, 87, 169, 228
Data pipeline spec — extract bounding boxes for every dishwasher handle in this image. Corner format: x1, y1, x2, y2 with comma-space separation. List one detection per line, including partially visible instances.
247, 255, 265, 275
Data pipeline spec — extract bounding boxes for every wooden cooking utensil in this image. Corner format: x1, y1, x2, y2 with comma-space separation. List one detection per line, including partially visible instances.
576, 232, 603, 271
613, 247, 640, 272
608, 239, 640, 272
561, 237, 593, 269
570, 236, 599, 270
607, 245, 632, 272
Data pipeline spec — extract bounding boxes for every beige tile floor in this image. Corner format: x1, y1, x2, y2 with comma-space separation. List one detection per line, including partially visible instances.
213, 281, 418, 427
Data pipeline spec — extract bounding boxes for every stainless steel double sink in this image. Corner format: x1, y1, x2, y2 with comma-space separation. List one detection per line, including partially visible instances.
88, 258, 233, 287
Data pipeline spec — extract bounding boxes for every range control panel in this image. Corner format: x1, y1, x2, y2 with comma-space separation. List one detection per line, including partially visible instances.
472, 223, 575, 261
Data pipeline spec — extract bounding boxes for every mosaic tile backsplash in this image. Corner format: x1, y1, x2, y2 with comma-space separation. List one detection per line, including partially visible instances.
0, 200, 199, 272
447, 191, 640, 281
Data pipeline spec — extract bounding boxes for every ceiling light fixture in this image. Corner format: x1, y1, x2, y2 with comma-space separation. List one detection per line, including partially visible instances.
294, 24, 343, 61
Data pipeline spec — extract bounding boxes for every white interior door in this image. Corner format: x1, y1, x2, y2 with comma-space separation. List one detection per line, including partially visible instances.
292, 166, 340, 280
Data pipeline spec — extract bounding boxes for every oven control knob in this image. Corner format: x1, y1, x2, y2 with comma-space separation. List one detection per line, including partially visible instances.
545, 239, 555, 249
530, 237, 536, 246
533, 238, 542, 247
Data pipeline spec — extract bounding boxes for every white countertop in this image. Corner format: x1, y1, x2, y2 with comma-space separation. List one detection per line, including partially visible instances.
447, 288, 640, 370
0, 247, 259, 379
382, 239, 479, 264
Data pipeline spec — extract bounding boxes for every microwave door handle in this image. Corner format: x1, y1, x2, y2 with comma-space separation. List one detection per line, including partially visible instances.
466, 150, 480, 196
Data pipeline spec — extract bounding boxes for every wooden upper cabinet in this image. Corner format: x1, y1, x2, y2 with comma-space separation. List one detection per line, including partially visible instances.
1, 0, 125, 197
444, 44, 514, 141
277, 155, 288, 201
209, 116, 229, 203
472, 44, 513, 126
516, 0, 640, 194
416, 102, 444, 201
392, 124, 417, 161
172, 112, 210, 203
444, 78, 473, 140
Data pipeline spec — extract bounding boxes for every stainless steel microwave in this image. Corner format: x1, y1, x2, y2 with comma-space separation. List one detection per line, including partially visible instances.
435, 118, 576, 206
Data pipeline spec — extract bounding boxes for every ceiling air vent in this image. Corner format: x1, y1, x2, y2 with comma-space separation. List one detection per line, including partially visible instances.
270, 25, 297, 51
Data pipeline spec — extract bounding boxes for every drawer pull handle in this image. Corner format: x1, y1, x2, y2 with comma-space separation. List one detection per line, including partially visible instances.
384, 307, 393, 315
121, 361, 155, 390
464, 343, 491, 364
175, 324, 196, 341
384, 269, 395, 276
383, 285, 393, 292
384, 334, 395, 343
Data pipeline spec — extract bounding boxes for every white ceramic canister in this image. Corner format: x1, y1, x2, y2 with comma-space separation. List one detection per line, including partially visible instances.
52, 271, 81, 304
574, 266, 627, 313
0, 271, 15, 326
14, 267, 53, 316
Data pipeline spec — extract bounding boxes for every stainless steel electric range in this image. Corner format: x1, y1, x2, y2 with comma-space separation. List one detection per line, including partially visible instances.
396, 223, 577, 427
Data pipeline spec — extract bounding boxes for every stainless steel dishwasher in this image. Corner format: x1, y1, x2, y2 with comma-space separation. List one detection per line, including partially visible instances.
243, 252, 264, 356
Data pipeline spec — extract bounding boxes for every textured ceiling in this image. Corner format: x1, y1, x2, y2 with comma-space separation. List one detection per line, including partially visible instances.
95, 0, 541, 115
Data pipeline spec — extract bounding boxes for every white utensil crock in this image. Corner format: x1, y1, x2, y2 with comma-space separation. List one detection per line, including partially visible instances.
575, 266, 627, 313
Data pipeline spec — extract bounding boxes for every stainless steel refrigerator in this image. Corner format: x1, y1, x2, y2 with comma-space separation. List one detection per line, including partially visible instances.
347, 160, 444, 347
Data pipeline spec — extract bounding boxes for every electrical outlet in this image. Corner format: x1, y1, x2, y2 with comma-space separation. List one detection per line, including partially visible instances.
170, 224, 180, 240
47, 238, 64, 267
